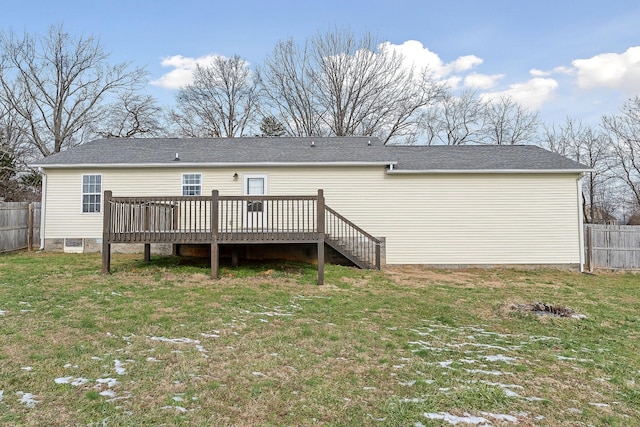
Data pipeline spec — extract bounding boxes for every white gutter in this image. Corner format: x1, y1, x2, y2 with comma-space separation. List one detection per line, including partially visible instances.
30, 161, 399, 169
386, 168, 593, 174
39, 169, 46, 250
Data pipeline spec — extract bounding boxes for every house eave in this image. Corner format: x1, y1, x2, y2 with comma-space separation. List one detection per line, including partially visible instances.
386, 168, 592, 174
31, 161, 398, 169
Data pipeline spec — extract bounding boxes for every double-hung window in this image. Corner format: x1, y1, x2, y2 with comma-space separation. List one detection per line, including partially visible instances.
182, 173, 202, 196
82, 175, 102, 213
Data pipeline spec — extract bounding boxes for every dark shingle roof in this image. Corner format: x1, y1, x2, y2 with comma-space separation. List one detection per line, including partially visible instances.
31, 137, 588, 172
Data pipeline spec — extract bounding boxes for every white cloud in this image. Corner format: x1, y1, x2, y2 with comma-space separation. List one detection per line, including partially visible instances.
530, 68, 550, 77
151, 54, 224, 89
572, 46, 640, 93
381, 40, 483, 79
481, 77, 558, 110
464, 73, 504, 90
531, 66, 573, 77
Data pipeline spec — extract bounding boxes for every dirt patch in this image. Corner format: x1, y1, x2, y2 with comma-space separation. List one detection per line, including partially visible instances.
384, 265, 477, 285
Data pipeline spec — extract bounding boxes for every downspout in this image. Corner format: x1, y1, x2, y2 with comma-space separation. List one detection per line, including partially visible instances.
39, 168, 47, 250
577, 175, 585, 272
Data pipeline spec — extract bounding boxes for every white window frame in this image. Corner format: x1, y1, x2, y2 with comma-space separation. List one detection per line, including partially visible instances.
182, 173, 202, 196
81, 174, 102, 213
242, 173, 268, 197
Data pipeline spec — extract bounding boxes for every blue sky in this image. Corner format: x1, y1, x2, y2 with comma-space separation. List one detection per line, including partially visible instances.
2, 0, 640, 127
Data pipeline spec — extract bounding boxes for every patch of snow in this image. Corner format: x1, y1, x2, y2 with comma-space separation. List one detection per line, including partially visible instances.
557, 355, 592, 363
96, 378, 119, 388
423, 412, 490, 425
363, 386, 376, 390
464, 369, 506, 376
195, 345, 209, 357
21, 366, 33, 371
0, 390, 3, 402
0, 310, 6, 315
172, 396, 184, 402
201, 333, 220, 338
114, 360, 126, 375
483, 354, 517, 363
161, 405, 188, 412
105, 393, 131, 402
589, 402, 610, 407
503, 388, 520, 397
438, 360, 454, 368
99, 390, 116, 398
55, 376, 73, 384
16, 391, 40, 408
146, 357, 161, 362
54, 377, 89, 386
366, 414, 386, 421
91, 356, 103, 361
252, 372, 265, 377
398, 380, 416, 386
148, 335, 208, 357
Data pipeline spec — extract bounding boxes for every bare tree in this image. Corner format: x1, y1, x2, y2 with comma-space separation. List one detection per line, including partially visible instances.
432, 90, 485, 145
258, 29, 445, 144
542, 117, 618, 223
170, 55, 259, 137
481, 95, 539, 145
93, 92, 164, 138
602, 96, 640, 211
258, 39, 323, 137
0, 24, 147, 157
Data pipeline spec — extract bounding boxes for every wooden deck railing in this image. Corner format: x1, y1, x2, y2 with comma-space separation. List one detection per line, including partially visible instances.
324, 206, 381, 270
102, 190, 381, 283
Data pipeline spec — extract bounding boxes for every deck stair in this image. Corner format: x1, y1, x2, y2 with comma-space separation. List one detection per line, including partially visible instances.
324, 205, 381, 270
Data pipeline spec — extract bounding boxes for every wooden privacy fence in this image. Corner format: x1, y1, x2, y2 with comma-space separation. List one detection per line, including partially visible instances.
0, 202, 41, 253
585, 224, 640, 270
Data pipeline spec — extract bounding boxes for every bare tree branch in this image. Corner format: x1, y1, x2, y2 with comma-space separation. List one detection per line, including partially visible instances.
169, 55, 259, 137
0, 24, 148, 157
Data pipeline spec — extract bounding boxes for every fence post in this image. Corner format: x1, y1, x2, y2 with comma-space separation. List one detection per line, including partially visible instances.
102, 191, 112, 274
211, 190, 219, 279
27, 203, 34, 251
584, 225, 592, 272
317, 189, 325, 285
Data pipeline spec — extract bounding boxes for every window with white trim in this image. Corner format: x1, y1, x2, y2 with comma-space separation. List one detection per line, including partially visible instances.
82, 175, 102, 213
182, 173, 202, 196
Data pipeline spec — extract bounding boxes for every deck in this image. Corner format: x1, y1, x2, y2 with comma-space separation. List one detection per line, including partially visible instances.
101, 190, 381, 284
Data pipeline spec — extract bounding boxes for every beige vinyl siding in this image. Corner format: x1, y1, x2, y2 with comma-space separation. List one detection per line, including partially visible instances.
43, 166, 582, 265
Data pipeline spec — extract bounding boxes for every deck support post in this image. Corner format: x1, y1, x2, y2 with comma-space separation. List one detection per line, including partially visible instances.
211, 190, 219, 279
102, 190, 112, 274
144, 244, 151, 262
317, 189, 325, 285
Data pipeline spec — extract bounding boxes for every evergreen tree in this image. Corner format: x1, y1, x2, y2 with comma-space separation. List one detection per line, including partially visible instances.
259, 116, 286, 137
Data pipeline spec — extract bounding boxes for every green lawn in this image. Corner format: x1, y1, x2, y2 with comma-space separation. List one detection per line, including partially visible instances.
1, 252, 639, 426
